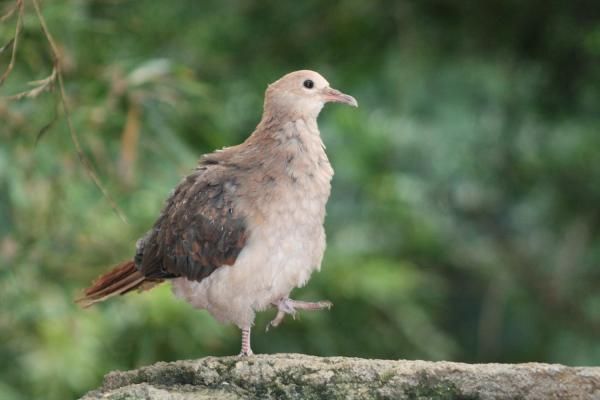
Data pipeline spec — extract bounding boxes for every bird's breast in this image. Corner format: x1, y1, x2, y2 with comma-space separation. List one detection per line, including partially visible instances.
235, 131, 334, 303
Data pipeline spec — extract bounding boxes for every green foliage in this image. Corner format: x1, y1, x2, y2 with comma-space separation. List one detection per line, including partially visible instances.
1, 1, 599, 399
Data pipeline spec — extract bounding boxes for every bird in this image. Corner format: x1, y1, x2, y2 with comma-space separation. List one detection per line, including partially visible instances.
77, 70, 358, 356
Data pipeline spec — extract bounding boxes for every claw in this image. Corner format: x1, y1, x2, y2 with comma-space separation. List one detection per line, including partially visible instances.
317, 301, 333, 310
266, 309, 286, 332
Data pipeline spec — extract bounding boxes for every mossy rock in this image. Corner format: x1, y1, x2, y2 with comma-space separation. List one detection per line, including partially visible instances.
81, 354, 600, 400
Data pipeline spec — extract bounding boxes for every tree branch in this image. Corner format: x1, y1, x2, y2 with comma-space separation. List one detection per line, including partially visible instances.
31, 0, 129, 224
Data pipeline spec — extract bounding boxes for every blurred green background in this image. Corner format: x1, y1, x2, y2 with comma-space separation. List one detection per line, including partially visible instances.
1, 0, 600, 398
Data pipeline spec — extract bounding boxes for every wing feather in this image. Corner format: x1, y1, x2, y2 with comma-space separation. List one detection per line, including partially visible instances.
136, 160, 248, 282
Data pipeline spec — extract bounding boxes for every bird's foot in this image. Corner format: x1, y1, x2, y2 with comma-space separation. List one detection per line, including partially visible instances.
267, 298, 333, 331
238, 327, 253, 356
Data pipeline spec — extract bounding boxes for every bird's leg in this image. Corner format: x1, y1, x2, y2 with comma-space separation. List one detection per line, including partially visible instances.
239, 327, 253, 356
267, 298, 333, 331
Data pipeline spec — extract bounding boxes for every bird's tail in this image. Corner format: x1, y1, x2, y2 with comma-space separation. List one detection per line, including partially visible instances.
76, 260, 162, 308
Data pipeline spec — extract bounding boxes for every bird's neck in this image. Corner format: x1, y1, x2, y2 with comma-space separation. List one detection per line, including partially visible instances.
243, 114, 328, 173
255, 113, 320, 140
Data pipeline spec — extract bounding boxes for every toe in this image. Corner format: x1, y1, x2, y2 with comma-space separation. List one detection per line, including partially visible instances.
321, 301, 333, 309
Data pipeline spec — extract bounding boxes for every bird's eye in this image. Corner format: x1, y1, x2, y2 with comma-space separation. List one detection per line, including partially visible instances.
303, 79, 314, 89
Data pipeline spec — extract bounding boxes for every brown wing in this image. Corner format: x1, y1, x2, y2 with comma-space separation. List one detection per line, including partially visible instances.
136, 161, 248, 282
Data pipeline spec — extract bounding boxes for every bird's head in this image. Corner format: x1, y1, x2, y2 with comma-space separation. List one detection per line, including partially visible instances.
263, 70, 358, 120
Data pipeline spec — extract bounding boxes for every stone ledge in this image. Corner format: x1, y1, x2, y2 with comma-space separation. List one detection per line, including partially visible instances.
81, 353, 600, 399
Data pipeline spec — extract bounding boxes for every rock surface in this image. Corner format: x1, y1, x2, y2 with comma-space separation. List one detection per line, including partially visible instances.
81, 353, 599, 400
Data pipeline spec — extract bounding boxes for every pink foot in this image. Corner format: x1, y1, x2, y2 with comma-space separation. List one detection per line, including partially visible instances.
266, 298, 333, 331
238, 327, 254, 356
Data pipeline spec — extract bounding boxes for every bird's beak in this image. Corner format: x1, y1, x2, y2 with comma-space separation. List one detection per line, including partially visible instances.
322, 87, 358, 107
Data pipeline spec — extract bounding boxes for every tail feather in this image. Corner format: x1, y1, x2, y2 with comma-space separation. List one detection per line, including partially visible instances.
76, 260, 162, 308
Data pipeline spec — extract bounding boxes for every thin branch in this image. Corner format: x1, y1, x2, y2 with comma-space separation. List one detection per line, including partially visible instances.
5, 66, 57, 100
35, 92, 60, 145
0, 0, 19, 23
0, 38, 14, 55
0, 0, 23, 86
31, 0, 129, 224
